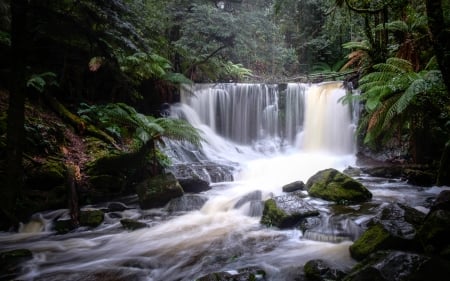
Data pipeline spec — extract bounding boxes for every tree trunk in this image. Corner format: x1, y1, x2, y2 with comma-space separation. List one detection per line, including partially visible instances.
425, 0, 450, 92
1, 0, 28, 227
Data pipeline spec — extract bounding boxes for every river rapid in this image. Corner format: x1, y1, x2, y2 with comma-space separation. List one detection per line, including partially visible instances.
0, 82, 446, 281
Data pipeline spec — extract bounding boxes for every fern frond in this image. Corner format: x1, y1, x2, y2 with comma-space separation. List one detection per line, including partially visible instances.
155, 118, 202, 146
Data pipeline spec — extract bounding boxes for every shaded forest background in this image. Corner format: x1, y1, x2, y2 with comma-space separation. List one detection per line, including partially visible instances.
0, 0, 449, 228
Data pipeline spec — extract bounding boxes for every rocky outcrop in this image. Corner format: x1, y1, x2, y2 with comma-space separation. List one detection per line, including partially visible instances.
120, 218, 148, 230
260, 192, 319, 228
136, 173, 184, 209
306, 168, 372, 204
304, 259, 346, 281
178, 177, 210, 193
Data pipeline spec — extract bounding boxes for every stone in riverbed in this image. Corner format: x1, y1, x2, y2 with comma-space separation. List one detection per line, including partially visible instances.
282, 181, 305, 193
306, 168, 372, 204
0, 249, 33, 279
136, 173, 184, 209
260, 192, 320, 229
120, 218, 147, 230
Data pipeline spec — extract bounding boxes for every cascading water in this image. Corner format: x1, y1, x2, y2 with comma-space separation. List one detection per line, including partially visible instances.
1, 82, 440, 281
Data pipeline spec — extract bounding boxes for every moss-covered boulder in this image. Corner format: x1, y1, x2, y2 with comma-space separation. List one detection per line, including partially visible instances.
136, 173, 184, 209
349, 223, 393, 261
306, 168, 372, 203
418, 209, 450, 257
0, 249, 33, 280
350, 203, 425, 261
80, 209, 104, 227
260, 192, 320, 229
120, 219, 148, 230
26, 160, 67, 190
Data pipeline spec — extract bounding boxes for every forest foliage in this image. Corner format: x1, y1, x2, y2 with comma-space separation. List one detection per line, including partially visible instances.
0, 0, 450, 226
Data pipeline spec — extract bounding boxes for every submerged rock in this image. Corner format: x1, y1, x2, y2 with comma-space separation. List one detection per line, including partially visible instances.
166, 194, 208, 213
80, 209, 105, 227
0, 249, 33, 280
196, 267, 266, 281
136, 173, 184, 209
260, 192, 320, 229
120, 218, 147, 230
306, 168, 372, 203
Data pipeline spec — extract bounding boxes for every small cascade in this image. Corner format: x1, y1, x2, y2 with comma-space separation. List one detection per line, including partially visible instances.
303, 215, 363, 243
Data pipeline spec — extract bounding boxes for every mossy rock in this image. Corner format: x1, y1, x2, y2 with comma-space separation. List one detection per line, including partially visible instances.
136, 173, 184, 209
26, 160, 67, 190
88, 174, 126, 193
418, 209, 450, 255
120, 219, 148, 231
306, 168, 372, 203
260, 194, 319, 229
0, 249, 33, 279
349, 223, 393, 261
79, 210, 104, 227
54, 219, 77, 234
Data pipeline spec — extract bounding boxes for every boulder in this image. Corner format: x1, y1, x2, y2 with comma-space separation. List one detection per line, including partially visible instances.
0, 249, 33, 280
80, 209, 104, 227
343, 251, 450, 281
26, 160, 66, 190
304, 259, 346, 281
178, 177, 210, 193
282, 181, 305, 193
136, 173, 184, 209
166, 194, 208, 213
260, 192, 320, 229
349, 203, 425, 260
418, 209, 450, 257
306, 168, 372, 203
120, 219, 148, 230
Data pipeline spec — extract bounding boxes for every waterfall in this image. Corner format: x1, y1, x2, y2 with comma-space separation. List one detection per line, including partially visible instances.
180, 82, 356, 155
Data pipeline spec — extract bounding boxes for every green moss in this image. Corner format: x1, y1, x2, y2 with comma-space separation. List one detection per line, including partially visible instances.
260, 199, 287, 227
349, 223, 391, 260
307, 168, 372, 203
80, 210, 104, 227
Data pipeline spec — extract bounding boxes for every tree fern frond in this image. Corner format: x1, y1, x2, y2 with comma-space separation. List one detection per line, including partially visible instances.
155, 118, 202, 146
374, 20, 408, 33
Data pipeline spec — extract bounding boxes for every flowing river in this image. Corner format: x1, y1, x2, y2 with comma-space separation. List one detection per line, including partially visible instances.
0, 82, 445, 280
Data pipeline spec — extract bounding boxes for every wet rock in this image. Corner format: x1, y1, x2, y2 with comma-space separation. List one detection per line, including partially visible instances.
260, 192, 320, 229
282, 181, 305, 193
136, 173, 184, 209
428, 190, 450, 213
0, 249, 33, 280
26, 159, 66, 190
166, 194, 208, 213
343, 251, 450, 281
403, 168, 436, 186
178, 177, 210, 193
88, 175, 126, 194
120, 218, 147, 230
80, 209, 105, 227
54, 219, 77, 234
233, 191, 264, 217
197, 267, 266, 281
107, 202, 129, 212
418, 209, 450, 257
349, 203, 425, 260
360, 166, 403, 178
304, 259, 346, 281
306, 168, 372, 203
343, 166, 362, 177
170, 162, 235, 183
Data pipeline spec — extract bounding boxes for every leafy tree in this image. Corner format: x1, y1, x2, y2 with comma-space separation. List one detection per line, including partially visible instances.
355, 57, 447, 163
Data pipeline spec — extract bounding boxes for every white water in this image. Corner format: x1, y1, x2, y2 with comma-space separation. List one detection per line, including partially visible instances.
4, 82, 432, 281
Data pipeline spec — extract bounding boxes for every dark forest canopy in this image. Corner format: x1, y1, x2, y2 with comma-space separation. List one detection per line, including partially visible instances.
0, 0, 449, 227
